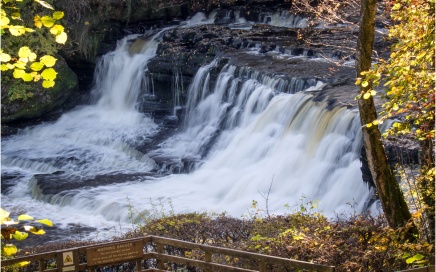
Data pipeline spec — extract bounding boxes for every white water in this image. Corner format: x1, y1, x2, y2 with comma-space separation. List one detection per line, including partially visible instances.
1, 30, 374, 242
1, 34, 161, 234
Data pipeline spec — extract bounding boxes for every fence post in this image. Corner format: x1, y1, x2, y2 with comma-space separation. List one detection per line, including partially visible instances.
156, 242, 164, 270
38, 258, 44, 272
259, 259, 266, 272
136, 259, 142, 272
205, 251, 212, 272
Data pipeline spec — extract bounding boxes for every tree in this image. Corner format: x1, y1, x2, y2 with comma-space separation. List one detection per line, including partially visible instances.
355, 0, 417, 238
0, 0, 68, 100
361, 0, 435, 242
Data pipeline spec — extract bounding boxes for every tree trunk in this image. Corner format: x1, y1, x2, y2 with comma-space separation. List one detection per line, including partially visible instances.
355, 0, 417, 237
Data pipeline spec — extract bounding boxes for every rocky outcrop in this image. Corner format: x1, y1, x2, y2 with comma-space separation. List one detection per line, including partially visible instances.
1, 56, 78, 130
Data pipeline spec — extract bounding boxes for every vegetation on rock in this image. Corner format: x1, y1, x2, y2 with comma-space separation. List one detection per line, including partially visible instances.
1, 0, 68, 100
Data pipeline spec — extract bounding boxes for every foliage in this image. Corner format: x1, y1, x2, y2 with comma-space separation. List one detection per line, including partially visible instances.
0, 208, 53, 268
1, 0, 68, 100
357, 0, 435, 242
125, 209, 434, 271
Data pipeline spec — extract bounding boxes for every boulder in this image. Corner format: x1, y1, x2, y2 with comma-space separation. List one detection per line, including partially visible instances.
1, 56, 79, 125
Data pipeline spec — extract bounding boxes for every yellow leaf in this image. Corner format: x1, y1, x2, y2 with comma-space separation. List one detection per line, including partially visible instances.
28, 52, 37, 62
13, 69, 25, 79
372, 120, 379, 125
416, 51, 426, 60
1, 64, 9, 71
19, 57, 29, 63
365, 123, 373, 128
31, 72, 41, 81
50, 24, 64, 35
52, 11, 64, 20
36, 219, 53, 227
34, 0, 54, 10
17, 214, 34, 221
17, 261, 31, 267
30, 62, 44, 71
41, 68, 57, 81
42, 80, 55, 88
12, 231, 28, 241
355, 78, 361, 85
40, 55, 57, 67
370, 90, 376, 96
393, 104, 399, 110
363, 93, 371, 99
25, 27, 35, 33
40, 16, 55, 27
0, 16, 10, 27
29, 228, 45, 235
11, 12, 21, 20
14, 61, 27, 69
2, 244, 18, 256
22, 73, 34, 81
0, 52, 11, 62
9, 25, 26, 36
55, 32, 67, 44
0, 208, 10, 224
18, 47, 31, 58
34, 15, 42, 28
361, 81, 369, 88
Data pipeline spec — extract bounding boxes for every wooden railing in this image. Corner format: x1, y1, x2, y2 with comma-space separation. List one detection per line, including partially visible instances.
1, 235, 336, 272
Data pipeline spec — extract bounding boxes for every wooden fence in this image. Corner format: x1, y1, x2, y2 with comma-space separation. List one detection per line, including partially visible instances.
2, 236, 434, 272
1, 235, 335, 272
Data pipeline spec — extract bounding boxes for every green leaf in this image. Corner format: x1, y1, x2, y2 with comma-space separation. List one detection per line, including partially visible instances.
41, 68, 57, 81
2, 244, 18, 256
406, 253, 425, 264
36, 219, 53, 227
12, 231, 28, 241
17, 214, 34, 221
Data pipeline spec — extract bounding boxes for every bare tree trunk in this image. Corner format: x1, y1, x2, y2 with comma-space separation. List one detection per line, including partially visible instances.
355, 0, 417, 238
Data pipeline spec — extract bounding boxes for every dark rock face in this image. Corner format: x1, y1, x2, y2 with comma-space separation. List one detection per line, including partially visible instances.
1, 56, 79, 130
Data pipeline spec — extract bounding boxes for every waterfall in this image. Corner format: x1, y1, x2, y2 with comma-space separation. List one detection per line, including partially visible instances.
261, 10, 308, 28
1, 33, 162, 233
1, 38, 374, 242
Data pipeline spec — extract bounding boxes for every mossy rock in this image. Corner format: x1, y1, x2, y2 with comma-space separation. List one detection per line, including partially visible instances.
1, 56, 79, 124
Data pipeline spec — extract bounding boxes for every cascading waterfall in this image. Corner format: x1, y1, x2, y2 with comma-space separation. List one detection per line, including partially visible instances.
1, 33, 162, 235
1, 36, 374, 242
261, 10, 308, 28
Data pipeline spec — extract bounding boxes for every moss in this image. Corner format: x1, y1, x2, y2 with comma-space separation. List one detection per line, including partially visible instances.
1, 56, 78, 123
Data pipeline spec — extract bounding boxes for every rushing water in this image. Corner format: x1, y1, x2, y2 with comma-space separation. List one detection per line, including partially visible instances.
1, 18, 375, 243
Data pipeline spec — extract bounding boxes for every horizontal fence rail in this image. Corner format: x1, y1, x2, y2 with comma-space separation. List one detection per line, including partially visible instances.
1, 235, 336, 272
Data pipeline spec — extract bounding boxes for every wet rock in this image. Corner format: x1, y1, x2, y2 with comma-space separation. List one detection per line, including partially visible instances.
1, 56, 79, 124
